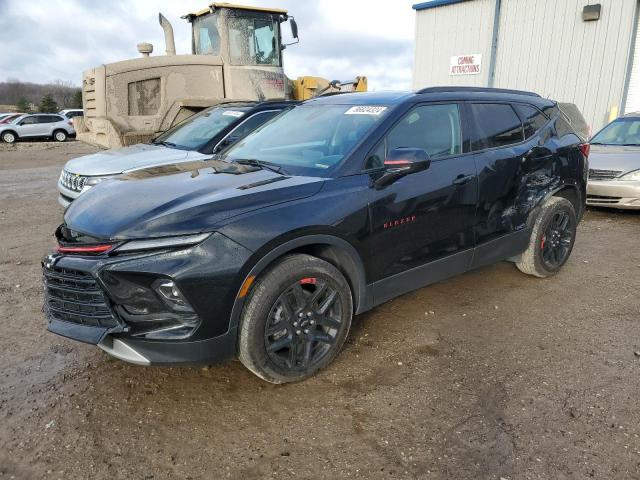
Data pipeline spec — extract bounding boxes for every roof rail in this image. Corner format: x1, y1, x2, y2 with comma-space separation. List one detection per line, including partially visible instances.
417, 86, 541, 97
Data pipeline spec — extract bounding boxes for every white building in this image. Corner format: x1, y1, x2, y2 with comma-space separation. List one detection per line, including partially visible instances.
412, 0, 640, 131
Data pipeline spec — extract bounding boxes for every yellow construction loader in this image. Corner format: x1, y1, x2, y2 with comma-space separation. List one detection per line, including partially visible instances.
76, 3, 367, 148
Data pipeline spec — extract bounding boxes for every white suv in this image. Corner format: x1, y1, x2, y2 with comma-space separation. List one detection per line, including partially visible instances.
0, 114, 75, 143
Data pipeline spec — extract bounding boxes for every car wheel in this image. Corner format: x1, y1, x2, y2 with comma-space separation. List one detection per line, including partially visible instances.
516, 197, 577, 278
238, 254, 353, 384
1, 131, 16, 143
53, 130, 67, 142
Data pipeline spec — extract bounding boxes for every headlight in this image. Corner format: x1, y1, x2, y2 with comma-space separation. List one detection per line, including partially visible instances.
85, 175, 116, 186
114, 233, 211, 253
618, 169, 640, 181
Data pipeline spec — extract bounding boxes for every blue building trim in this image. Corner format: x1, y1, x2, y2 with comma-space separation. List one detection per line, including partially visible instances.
412, 0, 472, 11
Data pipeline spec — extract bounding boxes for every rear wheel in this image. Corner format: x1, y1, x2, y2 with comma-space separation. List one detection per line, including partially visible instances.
238, 254, 353, 384
53, 130, 67, 142
516, 197, 577, 277
1, 131, 16, 143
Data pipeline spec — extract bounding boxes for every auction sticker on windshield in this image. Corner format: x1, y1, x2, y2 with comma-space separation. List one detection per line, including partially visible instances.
344, 106, 387, 115
223, 111, 245, 118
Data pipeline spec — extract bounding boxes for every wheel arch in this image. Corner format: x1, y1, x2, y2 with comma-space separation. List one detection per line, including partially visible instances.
526, 183, 583, 230
228, 234, 370, 333
1, 129, 18, 140
552, 184, 583, 219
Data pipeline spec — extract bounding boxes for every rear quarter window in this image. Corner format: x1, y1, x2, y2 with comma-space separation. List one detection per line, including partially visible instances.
469, 103, 523, 151
514, 104, 548, 139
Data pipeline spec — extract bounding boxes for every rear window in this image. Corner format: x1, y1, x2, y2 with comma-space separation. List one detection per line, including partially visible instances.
469, 103, 523, 151
515, 104, 548, 139
38, 115, 63, 123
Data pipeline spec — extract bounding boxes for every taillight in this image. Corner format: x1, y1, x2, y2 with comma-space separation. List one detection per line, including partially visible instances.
68, 121, 73, 126
578, 143, 590, 158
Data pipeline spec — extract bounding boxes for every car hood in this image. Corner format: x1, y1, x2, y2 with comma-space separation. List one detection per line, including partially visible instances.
63, 143, 209, 176
589, 145, 640, 174
64, 160, 325, 240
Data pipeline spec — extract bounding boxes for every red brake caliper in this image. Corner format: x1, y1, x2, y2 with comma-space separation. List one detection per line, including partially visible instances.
300, 277, 317, 285
540, 235, 546, 249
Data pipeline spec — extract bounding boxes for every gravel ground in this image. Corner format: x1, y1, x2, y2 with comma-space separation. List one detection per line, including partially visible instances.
0, 141, 639, 480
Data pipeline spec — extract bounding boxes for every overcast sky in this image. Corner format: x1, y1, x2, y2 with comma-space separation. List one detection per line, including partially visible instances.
0, 0, 416, 90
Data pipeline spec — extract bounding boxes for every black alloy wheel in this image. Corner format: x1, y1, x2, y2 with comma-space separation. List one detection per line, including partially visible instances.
264, 278, 342, 371
540, 209, 574, 269
238, 254, 353, 383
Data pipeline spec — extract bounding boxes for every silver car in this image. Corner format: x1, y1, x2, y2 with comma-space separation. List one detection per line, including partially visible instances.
587, 113, 640, 210
57, 102, 288, 207
0, 114, 75, 144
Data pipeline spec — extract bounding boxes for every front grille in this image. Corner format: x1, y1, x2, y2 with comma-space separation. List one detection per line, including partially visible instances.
44, 266, 118, 328
588, 169, 622, 180
59, 170, 87, 192
587, 194, 621, 204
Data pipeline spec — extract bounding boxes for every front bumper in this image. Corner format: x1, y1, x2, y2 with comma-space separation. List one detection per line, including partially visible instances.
57, 182, 91, 208
43, 233, 252, 365
586, 180, 640, 210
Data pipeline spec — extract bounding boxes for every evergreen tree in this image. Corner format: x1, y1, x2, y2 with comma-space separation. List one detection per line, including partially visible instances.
71, 90, 83, 109
16, 97, 31, 113
39, 94, 58, 113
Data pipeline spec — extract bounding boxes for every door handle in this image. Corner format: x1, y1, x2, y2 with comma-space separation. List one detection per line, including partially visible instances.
452, 174, 474, 185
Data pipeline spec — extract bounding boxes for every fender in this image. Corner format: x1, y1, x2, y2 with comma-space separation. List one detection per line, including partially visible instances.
227, 234, 370, 333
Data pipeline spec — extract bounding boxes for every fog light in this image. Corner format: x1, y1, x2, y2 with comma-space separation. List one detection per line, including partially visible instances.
154, 280, 194, 313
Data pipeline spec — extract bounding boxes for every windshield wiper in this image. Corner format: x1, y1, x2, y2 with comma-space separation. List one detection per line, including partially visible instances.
233, 159, 287, 175
154, 140, 179, 148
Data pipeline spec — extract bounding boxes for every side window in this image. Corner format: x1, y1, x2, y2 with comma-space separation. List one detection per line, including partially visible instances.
364, 139, 386, 170
515, 104, 548, 139
20, 116, 37, 125
229, 110, 280, 139
387, 104, 462, 158
469, 103, 523, 151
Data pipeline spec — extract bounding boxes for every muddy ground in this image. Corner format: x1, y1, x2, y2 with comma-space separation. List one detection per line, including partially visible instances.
0, 141, 639, 480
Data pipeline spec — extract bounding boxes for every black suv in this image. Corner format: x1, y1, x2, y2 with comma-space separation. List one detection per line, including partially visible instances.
43, 88, 588, 383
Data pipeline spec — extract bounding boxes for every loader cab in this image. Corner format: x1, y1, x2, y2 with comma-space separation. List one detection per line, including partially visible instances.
186, 4, 296, 68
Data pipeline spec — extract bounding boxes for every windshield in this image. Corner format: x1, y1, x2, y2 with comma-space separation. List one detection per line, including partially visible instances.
154, 106, 250, 150
591, 118, 640, 146
228, 16, 280, 66
224, 104, 390, 175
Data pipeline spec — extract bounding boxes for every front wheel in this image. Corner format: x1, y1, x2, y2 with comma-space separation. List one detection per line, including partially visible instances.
53, 130, 67, 142
238, 254, 353, 384
1, 131, 16, 143
516, 197, 577, 278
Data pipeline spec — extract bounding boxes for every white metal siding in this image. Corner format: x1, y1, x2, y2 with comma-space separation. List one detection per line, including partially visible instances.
493, 0, 637, 130
624, 3, 640, 113
412, 0, 495, 89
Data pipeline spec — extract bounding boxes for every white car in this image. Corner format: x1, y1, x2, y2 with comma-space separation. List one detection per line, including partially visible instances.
0, 114, 75, 143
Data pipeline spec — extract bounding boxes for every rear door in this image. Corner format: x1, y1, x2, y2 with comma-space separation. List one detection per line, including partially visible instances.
366, 102, 478, 303
468, 102, 552, 268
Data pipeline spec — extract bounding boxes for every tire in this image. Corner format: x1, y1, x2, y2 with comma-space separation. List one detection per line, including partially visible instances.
238, 254, 353, 384
53, 130, 67, 142
1, 131, 16, 144
516, 197, 577, 278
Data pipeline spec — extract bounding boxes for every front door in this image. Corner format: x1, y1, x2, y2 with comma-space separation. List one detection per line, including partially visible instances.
17, 116, 40, 137
366, 103, 478, 304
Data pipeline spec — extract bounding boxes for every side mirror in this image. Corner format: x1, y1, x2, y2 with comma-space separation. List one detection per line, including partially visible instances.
290, 18, 299, 39
375, 147, 431, 188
